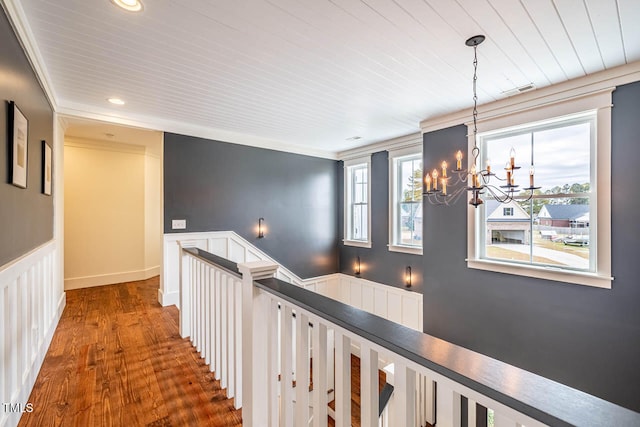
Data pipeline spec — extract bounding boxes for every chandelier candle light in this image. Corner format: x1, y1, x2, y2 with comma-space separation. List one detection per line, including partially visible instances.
423, 35, 540, 207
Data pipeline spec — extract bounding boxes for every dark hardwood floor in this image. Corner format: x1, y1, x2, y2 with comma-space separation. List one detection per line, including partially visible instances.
18, 277, 242, 427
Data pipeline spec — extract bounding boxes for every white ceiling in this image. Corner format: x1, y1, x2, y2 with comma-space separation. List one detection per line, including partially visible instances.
65, 117, 162, 150
9, 0, 640, 155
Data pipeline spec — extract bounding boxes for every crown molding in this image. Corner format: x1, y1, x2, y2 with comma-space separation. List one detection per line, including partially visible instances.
337, 131, 422, 161
1, 0, 58, 110
57, 103, 338, 160
420, 61, 640, 134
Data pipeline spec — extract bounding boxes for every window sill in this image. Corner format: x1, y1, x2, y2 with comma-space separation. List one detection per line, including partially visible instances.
343, 239, 372, 249
388, 244, 423, 255
466, 258, 613, 289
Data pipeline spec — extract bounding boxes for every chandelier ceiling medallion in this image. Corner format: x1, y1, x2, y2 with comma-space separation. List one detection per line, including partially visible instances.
423, 35, 540, 208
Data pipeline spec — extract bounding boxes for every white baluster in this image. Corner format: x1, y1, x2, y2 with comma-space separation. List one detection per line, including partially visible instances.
494, 411, 518, 427
195, 260, 201, 350
179, 251, 191, 338
221, 273, 228, 390
215, 269, 222, 381
203, 265, 211, 366
227, 274, 236, 399
334, 331, 351, 427
360, 343, 378, 427
280, 304, 294, 427
191, 258, 197, 346
234, 280, 243, 409
425, 375, 435, 425
312, 321, 328, 427
467, 397, 477, 427
295, 312, 310, 426
436, 381, 462, 427
209, 267, 217, 373
393, 361, 416, 427
269, 298, 279, 427
198, 261, 205, 354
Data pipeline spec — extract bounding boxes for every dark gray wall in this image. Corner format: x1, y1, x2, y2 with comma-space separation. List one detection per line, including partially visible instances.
338, 151, 425, 291
339, 81, 640, 412
0, 8, 54, 267
163, 133, 339, 278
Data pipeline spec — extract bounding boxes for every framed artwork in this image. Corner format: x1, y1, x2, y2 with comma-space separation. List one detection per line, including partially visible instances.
42, 141, 52, 195
9, 101, 28, 188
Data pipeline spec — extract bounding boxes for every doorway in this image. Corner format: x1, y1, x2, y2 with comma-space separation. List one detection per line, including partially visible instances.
63, 118, 163, 290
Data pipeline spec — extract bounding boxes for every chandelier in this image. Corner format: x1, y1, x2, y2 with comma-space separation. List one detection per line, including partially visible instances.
423, 35, 540, 207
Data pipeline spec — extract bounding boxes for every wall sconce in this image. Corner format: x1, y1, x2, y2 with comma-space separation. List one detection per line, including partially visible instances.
405, 266, 412, 287
258, 217, 265, 238
355, 256, 361, 277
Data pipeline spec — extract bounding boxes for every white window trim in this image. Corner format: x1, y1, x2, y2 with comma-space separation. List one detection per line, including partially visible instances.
343, 155, 372, 248
388, 145, 423, 255
466, 88, 614, 289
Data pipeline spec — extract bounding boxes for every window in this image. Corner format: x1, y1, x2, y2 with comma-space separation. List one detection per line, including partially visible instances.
344, 156, 371, 248
467, 90, 612, 288
389, 146, 423, 254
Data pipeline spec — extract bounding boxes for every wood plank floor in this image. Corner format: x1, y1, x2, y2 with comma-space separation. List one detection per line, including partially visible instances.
18, 277, 242, 427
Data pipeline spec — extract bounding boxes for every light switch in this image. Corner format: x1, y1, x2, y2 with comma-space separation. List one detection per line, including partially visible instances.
172, 219, 186, 229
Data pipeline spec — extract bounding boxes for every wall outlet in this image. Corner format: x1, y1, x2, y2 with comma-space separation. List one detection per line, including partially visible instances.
172, 219, 187, 230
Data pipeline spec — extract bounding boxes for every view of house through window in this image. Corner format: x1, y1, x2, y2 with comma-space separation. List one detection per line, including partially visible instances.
478, 112, 594, 271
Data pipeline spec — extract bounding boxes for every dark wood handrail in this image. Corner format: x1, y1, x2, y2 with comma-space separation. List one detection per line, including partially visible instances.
182, 247, 640, 426
254, 276, 640, 427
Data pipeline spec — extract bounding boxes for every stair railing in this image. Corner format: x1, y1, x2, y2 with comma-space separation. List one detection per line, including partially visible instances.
181, 247, 640, 427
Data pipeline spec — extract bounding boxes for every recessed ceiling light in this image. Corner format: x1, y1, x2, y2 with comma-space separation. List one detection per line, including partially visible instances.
110, 0, 143, 12
346, 136, 362, 141
107, 97, 125, 105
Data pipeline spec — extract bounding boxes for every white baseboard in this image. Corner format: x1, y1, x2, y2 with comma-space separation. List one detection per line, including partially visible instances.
64, 266, 160, 290
158, 288, 180, 307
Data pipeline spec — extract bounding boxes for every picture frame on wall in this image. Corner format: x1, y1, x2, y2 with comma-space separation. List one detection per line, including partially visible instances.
8, 101, 29, 188
42, 141, 52, 195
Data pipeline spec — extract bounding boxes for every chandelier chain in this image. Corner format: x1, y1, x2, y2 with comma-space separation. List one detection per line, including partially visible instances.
472, 44, 478, 137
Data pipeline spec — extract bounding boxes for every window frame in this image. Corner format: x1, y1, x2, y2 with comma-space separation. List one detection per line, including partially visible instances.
388, 145, 423, 255
466, 89, 613, 289
343, 155, 372, 248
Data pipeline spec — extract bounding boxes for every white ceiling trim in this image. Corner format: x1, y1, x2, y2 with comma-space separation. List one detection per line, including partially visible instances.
57, 103, 337, 160
1, 0, 58, 110
337, 132, 422, 161
420, 61, 640, 134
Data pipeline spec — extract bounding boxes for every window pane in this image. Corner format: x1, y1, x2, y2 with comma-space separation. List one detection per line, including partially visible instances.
346, 162, 369, 242
399, 202, 422, 246
484, 200, 532, 263
480, 115, 593, 271
352, 204, 364, 240
532, 122, 591, 195
399, 157, 422, 203
534, 197, 589, 269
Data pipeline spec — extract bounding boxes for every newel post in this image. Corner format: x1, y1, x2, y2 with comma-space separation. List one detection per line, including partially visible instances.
238, 260, 279, 426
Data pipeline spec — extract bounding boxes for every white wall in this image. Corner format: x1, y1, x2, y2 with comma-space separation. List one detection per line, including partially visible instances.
63, 137, 161, 289
163, 231, 423, 332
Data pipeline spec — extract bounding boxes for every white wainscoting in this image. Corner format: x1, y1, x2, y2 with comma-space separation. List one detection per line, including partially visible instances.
0, 241, 65, 427
162, 231, 423, 332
